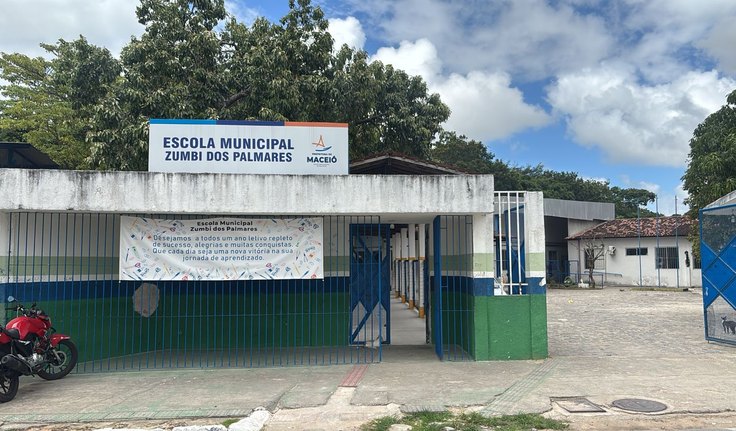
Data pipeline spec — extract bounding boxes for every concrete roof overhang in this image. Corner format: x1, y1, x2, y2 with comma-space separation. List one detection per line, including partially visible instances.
0, 169, 494, 224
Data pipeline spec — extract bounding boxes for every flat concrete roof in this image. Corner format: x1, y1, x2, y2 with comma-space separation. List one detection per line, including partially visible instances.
543, 198, 615, 221
0, 169, 494, 222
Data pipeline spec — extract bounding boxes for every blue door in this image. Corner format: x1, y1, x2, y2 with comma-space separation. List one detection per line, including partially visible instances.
701, 204, 736, 344
349, 224, 390, 349
432, 217, 444, 359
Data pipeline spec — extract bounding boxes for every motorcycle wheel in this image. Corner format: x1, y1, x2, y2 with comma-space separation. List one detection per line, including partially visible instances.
36, 339, 78, 381
0, 372, 19, 403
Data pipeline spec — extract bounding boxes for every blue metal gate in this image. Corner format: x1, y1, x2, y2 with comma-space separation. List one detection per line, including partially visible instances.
701, 204, 736, 344
1, 212, 384, 371
431, 216, 473, 361
349, 223, 389, 359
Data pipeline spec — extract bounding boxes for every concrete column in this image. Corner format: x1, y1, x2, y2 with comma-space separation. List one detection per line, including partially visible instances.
525, 192, 546, 294
408, 223, 417, 309
418, 223, 426, 318
400, 227, 408, 302
394, 232, 402, 298
392, 232, 399, 295
0, 212, 9, 285
472, 214, 495, 296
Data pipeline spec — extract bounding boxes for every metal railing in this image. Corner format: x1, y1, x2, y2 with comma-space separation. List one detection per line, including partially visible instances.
1, 212, 385, 371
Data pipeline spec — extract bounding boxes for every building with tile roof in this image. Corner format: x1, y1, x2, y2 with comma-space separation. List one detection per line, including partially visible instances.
566, 216, 701, 288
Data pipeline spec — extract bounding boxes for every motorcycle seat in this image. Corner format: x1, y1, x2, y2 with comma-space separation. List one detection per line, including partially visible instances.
3, 328, 20, 340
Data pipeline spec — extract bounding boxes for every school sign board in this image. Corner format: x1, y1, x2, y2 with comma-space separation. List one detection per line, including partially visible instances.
148, 119, 348, 174
119, 216, 324, 281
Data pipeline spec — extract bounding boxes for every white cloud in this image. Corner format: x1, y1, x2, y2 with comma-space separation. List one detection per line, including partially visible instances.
0, 0, 143, 57
372, 39, 441, 82
698, 17, 736, 75
371, 38, 551, 141
638, 181, 661, 195
349, 0, 736, 84
349, 0, 613, 80
328, 16, 366, 51
548, 66, 736, 167
435, 72, 551, 141
611, 0, 736, 83
225, 1, 260, 25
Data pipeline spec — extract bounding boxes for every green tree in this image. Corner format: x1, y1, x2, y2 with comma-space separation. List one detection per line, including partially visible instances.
84, 0, 448, 169
429, 132, 657, 214
88, 0, 227, 170
682, 89, 736, 261
610, 187, 657, 218
221, 1, 448, 160
0, 37, 120, 168
430, 131, 520, 189
683, 89, 736, 213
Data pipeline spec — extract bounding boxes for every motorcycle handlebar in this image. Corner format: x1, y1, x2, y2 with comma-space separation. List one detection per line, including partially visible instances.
4, 300, 41, 317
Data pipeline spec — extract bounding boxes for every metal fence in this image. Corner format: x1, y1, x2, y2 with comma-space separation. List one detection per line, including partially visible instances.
431, 215, 473, 361
494, 192, 527, 294
1, 212, 385, 372
701, 204, 736, 345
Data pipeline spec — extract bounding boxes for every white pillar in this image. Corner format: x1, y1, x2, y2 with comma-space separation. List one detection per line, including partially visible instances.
401, 227, 408, 302
408, 223, 417, 309
525, 192, 547, 293
396, 232, 404, 298
418, 223, 426, 318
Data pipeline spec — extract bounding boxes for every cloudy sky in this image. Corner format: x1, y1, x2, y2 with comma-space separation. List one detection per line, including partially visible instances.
3, 0, 736, 215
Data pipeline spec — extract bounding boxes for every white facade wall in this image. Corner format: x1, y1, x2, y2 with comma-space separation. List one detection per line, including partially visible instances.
568, 236, 702, 288
0, 169, 493, 217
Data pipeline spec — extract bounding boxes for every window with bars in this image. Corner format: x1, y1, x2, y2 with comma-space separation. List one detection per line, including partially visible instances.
656, 247, 679, 269
584, 247, 605, 270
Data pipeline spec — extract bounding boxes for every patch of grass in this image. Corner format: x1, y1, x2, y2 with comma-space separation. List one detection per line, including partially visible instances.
361, 415, 402, 431
403, 411, 453, 424
221, 418, 239, 427
459, 412, 569, 430
360, 411, 568, 431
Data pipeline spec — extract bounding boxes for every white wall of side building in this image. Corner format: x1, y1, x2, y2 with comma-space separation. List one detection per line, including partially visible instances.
568, 236, 701, 288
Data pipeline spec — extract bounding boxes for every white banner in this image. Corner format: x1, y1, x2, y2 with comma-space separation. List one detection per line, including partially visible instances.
148, 119, 348, 175
120, 216, 323, 281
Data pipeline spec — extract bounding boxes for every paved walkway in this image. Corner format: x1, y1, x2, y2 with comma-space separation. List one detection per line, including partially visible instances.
0, 288, 734, 430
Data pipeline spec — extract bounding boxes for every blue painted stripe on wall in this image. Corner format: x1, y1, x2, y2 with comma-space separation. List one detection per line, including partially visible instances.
149, 119, 217, 125
473, 277, 495, 296
525, 277, 546, 295
215, 120, 284, 126
1, 277, 351, 302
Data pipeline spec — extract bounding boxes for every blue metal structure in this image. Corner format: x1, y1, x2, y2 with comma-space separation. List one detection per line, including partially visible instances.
431, 215, 473, 361
349, 223, 389, 353
701, 204, 736, 344
1, 212, 384, 371
432, 217, 444, 359
494, 196, 527, 294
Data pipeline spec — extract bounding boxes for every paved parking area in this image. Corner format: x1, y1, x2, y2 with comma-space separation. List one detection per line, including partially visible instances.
547, 287, 727, 358
2, 287, 735, 431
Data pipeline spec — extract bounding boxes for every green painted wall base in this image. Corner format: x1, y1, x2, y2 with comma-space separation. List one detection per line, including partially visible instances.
473, 295, 548, 360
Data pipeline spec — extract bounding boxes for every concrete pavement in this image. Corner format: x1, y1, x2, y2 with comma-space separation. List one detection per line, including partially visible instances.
1, 288, 735, 430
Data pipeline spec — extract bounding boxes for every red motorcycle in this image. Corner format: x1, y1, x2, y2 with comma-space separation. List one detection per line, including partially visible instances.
0, 296, 78, 402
